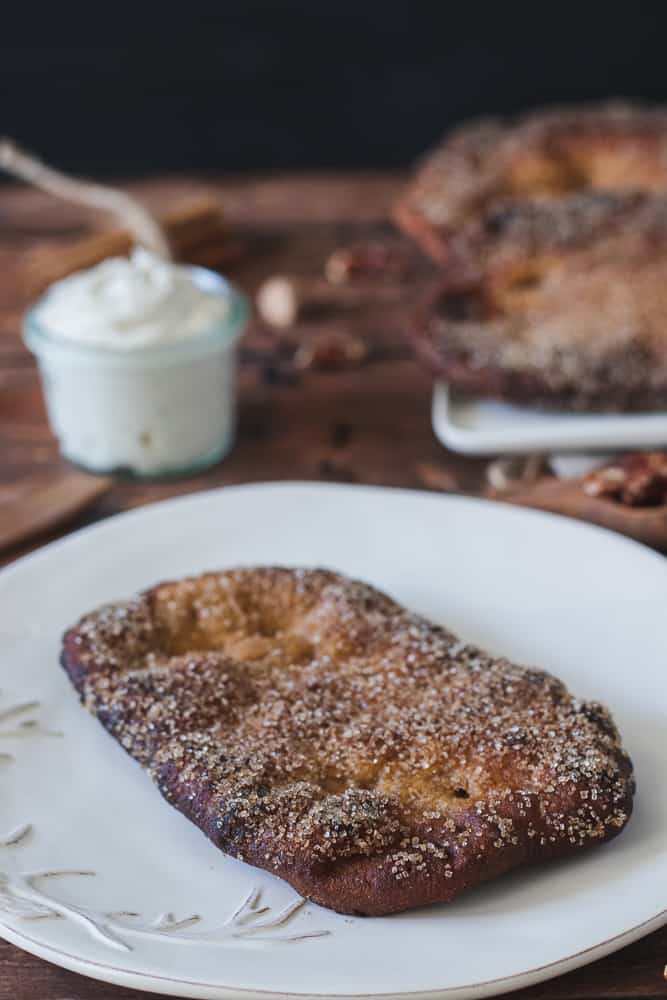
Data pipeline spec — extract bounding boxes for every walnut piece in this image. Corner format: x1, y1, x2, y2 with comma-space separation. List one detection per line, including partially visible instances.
325, 242, 412, 284
293, 332, 368, 371
583, 452, 667, 507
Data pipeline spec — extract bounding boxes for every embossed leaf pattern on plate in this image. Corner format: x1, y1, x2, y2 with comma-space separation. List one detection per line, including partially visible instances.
0, 690, 328, 952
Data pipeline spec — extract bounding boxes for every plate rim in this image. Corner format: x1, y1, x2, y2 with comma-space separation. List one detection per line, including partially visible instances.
432, 381, 667, 455
2, 904, 666, 1000
1, 480, 666, 1000
6, 478, 667, 581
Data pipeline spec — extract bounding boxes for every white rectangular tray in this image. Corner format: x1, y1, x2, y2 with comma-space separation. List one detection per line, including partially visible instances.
432, 382, 667, 455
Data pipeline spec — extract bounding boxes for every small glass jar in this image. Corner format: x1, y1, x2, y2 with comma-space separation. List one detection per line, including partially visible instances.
24, 268, 248, 478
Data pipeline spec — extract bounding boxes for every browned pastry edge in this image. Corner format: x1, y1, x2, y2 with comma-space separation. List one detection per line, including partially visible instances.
447, 189, 667, 289
408, 180, 667, 417
60, 568, 634, 916
394, 195, 458, 267
394, 101, 667, 267
414, 320, 667, 413
410, 284, 667, 412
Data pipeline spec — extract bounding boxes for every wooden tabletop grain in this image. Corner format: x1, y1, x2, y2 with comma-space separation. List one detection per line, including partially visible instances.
0, 173, 664, 1000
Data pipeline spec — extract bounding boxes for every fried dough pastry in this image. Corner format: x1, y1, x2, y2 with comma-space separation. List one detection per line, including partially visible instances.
395, 101, 667, 266
61, 568, 634, 915
411, 191, 667, 410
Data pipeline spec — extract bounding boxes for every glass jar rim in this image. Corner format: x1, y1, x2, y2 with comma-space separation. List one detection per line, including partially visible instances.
23, 266, 248, 369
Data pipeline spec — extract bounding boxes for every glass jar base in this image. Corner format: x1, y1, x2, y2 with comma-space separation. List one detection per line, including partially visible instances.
61, 440, 233, 481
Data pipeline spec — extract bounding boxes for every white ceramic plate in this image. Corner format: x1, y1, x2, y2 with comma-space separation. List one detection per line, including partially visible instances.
0, 482, 665, 1000
432, 381, 667, 454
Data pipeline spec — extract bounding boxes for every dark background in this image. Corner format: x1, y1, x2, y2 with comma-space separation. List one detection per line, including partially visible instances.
2, 4, 667, 175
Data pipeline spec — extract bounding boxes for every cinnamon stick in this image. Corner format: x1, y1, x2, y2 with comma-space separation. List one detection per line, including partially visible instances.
23, 197, 227, 295
256, 274, 403, 329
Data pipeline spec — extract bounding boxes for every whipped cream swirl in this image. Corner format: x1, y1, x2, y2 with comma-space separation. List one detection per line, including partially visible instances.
35, 248, 228, 349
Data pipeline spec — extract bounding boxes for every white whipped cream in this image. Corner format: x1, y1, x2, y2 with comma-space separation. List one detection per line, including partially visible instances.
35, 248, 228, 349
26, 250, 245, 475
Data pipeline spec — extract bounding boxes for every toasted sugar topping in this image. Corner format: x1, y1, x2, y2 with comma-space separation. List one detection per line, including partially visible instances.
425, 189, 667, 404
430, 262, 667, 396
404, 106, 667, 408
411, 101, 667, 227
69, 568, 632, 883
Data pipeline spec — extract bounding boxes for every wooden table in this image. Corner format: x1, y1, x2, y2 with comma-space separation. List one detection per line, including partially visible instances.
0, 174, 664, 999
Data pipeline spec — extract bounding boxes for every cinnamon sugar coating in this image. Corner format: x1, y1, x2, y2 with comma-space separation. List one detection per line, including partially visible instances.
398, 102, 667, 410
395, 101, 667, 265
411, 192, 667, 411
61, 568, 634, 915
